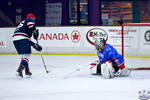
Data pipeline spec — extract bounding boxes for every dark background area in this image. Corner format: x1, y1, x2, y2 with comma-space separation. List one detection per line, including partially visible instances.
0, 0, 150, 27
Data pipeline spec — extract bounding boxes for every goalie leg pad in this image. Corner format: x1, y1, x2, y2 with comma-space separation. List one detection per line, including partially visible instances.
101, 61, 115, 79
120, 67, 131, 77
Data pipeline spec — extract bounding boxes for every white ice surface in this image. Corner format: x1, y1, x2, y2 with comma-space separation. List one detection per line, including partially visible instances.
0, 55, 150, 100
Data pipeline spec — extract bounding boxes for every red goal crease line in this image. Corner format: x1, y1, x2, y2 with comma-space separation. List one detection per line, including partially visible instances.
129, 67, 150, 70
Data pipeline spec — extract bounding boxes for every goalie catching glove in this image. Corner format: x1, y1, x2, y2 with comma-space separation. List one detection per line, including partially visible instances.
30, 41, 42, 51
90, 57, 101, 75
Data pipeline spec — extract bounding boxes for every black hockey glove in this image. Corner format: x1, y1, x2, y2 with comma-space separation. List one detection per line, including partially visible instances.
33, 29, 39, 40
32, 43, 42, 51
30, 41, 42, 51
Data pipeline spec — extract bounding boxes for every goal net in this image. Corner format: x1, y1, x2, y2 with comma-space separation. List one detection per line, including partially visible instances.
121, 23, 150, 70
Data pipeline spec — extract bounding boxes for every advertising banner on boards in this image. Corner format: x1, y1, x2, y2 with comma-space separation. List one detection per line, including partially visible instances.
38, 27, 81, 47
38, 26, 138, 49
0, 29, 7, 48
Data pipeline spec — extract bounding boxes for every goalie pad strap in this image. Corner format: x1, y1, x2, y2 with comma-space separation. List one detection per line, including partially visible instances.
119, 63, 125, 69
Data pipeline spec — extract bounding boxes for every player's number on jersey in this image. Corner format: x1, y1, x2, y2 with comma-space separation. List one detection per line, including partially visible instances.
15, 21, 25, 31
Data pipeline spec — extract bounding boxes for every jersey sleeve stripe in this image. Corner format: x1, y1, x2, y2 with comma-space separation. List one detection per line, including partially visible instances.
12, 33, 29, 38
27, 22, 35, 28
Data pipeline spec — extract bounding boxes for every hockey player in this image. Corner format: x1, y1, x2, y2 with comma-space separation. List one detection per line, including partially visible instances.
12, 13, 42, 78
90, 38, 130, 79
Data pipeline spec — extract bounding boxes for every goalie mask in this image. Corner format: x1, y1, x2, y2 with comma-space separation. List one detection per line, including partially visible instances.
94, 38, 106, 51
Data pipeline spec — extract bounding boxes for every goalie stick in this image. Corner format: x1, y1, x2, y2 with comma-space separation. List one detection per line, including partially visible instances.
63, 57, 99, 79
64, 68, 80, 79
63, 63, 94, 79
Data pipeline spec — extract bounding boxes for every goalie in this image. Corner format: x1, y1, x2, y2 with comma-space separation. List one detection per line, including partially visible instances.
90, 38, 131, 79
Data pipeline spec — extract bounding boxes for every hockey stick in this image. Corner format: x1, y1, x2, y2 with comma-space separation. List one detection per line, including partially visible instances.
40, 51, 49, 73
36, 40, 49, 73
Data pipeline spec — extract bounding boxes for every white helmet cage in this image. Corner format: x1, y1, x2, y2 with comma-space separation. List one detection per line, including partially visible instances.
94, 38, 106, 51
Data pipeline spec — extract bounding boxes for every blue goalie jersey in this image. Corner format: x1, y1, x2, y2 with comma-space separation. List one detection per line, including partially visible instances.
97, 43, 124, 68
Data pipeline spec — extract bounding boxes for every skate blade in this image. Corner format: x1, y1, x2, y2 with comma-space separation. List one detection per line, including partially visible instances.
26, 75, 32, 79
16, 73, 23, 79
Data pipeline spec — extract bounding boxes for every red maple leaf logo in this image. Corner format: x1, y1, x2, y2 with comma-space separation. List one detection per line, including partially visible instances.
73, 33, 79, 40
71, 30, 81, 43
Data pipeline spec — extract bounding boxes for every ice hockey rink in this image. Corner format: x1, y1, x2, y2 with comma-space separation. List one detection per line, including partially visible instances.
0, 55, 150, 100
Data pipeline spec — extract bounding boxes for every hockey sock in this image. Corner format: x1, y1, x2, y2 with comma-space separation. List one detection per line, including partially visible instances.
20, 57, 29, 68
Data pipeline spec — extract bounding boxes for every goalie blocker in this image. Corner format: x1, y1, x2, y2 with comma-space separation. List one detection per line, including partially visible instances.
90, 60, 131, 79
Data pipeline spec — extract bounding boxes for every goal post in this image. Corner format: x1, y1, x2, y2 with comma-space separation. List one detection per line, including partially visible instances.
121, 23, 150, 70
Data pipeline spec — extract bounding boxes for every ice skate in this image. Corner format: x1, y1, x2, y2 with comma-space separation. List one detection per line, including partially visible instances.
16, 65, 24, 79
25, 67, 32, 78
